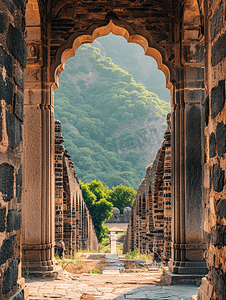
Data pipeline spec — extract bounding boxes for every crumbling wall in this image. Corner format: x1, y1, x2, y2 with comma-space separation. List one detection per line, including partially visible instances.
54, 120, 99, 255
123, 114, 171, 261
197, 1, 226, 299
106, 207, 131, 223
0, 0, 28, 298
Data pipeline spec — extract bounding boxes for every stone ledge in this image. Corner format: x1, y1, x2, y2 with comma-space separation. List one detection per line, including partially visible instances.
26, 270, 58, 278
165, 269, 205, 286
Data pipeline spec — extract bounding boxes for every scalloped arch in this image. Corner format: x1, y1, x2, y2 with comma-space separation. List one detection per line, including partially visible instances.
52, 20, 172, 92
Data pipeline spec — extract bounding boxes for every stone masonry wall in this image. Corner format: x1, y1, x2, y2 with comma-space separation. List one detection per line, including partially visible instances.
123, 114, 171, 261
55, 120, 99, 255
197, 1, 226, 299
0, 0, 28, 298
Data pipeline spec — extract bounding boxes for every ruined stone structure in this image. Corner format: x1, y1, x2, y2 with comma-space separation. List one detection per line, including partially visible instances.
106, 207, 131, 224
123, 114, 171, 261
0, 0, 226, 299
54, 120, 99, 255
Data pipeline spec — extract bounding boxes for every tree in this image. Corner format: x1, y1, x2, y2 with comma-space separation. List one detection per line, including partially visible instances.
108, 184, 136, 213
80, 180, 113, 241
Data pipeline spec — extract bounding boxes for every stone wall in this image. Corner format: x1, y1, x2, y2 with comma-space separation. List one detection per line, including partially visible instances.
197, 1, 226, 299
0, 0, 28, 298
55, 120, 99, 255
123, 114, 171, 261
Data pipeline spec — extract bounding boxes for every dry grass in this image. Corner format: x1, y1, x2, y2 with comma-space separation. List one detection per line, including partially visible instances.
65, 257, 108, 274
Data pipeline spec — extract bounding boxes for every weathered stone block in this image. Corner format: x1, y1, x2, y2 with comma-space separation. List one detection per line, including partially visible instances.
211, 80, 225, 119
211, 226, 223, 247
183, 43, 204, 63
7, 24, 27, 69
211, 0, 224, 42
2, 259, 18, 294
6, 111, 22, 149
213, 164, 225, 192
217, 199, 226, 220
224, 227, 226, 246
0, 208, 6, 232
7, 210, 22, 232
14, 90, 24, 121
206, 233, 210, 248
0, 105, 2, 142
0, 73, 13, 105
0, 235, 15, 265
211, 267, 226, 300
185, 66, 204, 81
0, 12, 6, 34
26, 26, 41, 41
0, 46, 13, 77
211, 32, 226, 66
216, 121, 226, 157
210, 166, 212, 189
0, 163, 14, 202
2, 0, 14, 14
209, 133, 216, 158
16, 165, 22, 203
14, 0, 26, 12
184, 89, 205, 103
14, 65, 25, 90
204, 96, 209, 126
22, 16, 26, 32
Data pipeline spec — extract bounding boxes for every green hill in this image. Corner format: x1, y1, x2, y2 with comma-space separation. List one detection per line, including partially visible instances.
54, 43, 170, 190
93, 33, 170, 102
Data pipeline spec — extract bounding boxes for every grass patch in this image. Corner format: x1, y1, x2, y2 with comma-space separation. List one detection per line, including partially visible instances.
91, 268, 100, 274
125, 249, 153, 262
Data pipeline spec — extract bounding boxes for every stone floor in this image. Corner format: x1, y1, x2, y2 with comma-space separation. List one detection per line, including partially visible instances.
26, 254, 198, 300
26, 270, 198, 300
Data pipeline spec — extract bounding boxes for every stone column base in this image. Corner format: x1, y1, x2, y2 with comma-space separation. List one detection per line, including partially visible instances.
165, 269, 205, 286
22, 243, 55, 274
22, 259, 56, 277
168, 259, 208, 275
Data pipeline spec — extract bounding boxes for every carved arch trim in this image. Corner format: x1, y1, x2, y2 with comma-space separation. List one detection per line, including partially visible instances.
51, 20, 173, 92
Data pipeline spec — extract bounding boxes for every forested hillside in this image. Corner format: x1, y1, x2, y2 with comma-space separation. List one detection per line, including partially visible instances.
93, 33, 170, 102
55, 41, 170, 190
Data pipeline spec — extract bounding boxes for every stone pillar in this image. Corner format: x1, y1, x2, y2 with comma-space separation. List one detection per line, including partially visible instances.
22, 3, 55, 270
22, 81, 55, 272
168, 49, 207, 274
110, 231, 117, 254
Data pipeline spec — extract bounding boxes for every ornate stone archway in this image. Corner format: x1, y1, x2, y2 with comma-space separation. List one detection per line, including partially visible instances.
23, 0, 206, 278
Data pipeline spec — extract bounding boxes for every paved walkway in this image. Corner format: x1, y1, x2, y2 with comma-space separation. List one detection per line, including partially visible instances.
26, 270, 198, 300
26, 254, 198, 300
115, 285, 198, 299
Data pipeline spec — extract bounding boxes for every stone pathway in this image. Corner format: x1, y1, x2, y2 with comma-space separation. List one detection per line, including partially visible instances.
26, 270, 198, 300
115, 285, 198, 299
102, 253, 125, 274
26, 254, 198, 300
